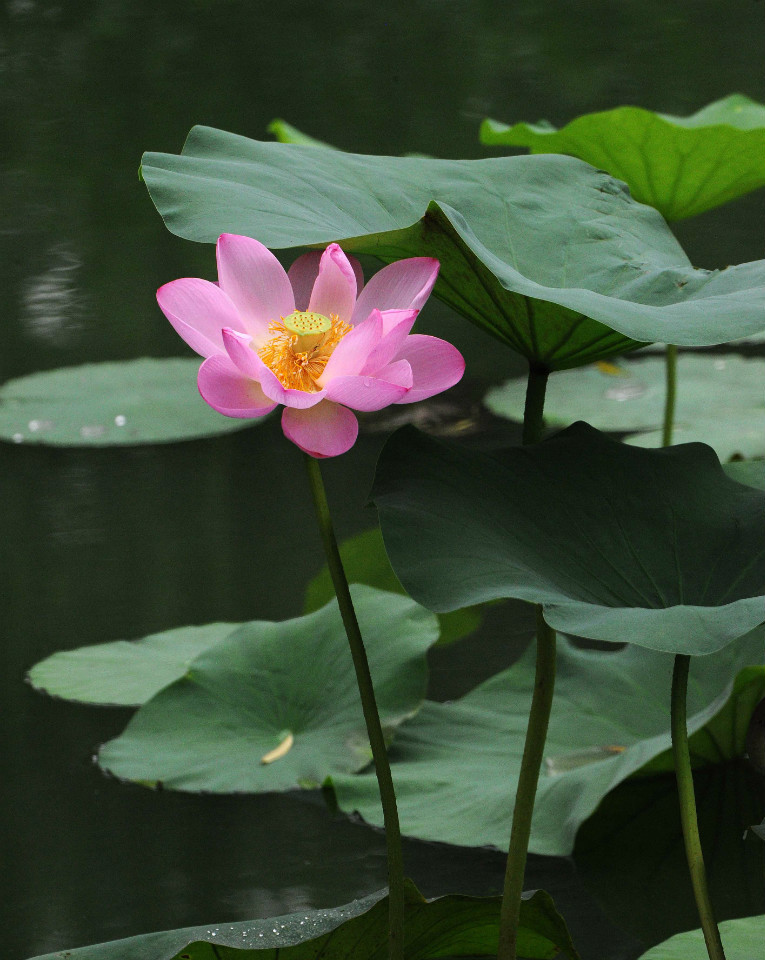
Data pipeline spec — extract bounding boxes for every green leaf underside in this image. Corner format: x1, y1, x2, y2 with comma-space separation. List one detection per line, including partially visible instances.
304, 526, 483, 646
141, 129, 765, 369
26, 881, 579, 960
372, 423, 765, 655
98, 587, 439, 791
481, 94, 765, 220
484, 353, 765, 461
27, 624, 239, 707
0, 359, 258, 447
331, 629, 765, 856
637, 914, 765, 959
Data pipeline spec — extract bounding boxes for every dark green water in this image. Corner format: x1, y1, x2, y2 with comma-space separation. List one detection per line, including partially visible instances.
3, 3, 764, 958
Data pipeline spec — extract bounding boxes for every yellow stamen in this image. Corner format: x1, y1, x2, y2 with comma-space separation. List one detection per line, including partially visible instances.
258, 311, 351, 392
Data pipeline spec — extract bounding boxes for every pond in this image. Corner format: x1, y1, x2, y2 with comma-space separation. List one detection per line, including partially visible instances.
3, 3, 764, 959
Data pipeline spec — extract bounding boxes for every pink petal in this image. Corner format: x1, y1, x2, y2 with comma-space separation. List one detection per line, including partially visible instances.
320, 311, 383, 382
216, 234, 295, 341
360, 308, 419, 374
222, 328, 325, 410
351, 257, 439, 324
289, 250, 364, 311
307, 244, 357, 324
394, 335, 465, 404
282, 402, 359, 458
197, 355, 278, 418
324, 362, 413, 411
157, 278, 245, 358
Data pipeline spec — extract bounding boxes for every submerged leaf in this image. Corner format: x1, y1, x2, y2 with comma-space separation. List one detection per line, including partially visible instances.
0, 359, 258, 446
372, 423, 765, 655
481, 94, 765, 220
98, 587, 439, 792
141, 130, 765, 369
26, 881, 580, 960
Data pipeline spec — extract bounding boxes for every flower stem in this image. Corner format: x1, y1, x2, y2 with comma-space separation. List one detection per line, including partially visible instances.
498, 608, 557, 960
304, 454, 405, 960
671, 654, 727, 960
662, 343, 678, 447
498, 361, 556, 960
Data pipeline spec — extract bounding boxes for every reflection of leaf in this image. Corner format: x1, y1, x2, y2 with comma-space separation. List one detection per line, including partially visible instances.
637, 912, 765, 959
141, 130, 765, 369
27, 881, 580, 960
485, 354, 765, 461
481, 94, 765, 221
98, 587, 439, 792
575, 762, 765, 946
331, 629, 765, 855
372, 423, 765, 655
304, 526, 483, 646
0, 359, 258, 446
27, 623, 238, 706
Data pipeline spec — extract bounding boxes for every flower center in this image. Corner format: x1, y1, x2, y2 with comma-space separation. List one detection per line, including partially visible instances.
258, 310, 352, 392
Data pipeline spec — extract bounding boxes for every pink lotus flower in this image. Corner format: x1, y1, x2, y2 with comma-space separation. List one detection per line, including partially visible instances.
157, 234, 465, 457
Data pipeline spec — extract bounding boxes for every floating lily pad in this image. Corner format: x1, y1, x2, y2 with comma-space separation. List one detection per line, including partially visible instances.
481, 94, 765, 221
140, 130, 765, 369
27, 623, 238, 707
331, 629, 765, 856
98, 586, 439, 792
484, 354, 765, 461
0, 359, 259, 446
304, 526, 483, 646
372, 424, 765, 655
27, 881, 579, 960
637, 914, 765, 960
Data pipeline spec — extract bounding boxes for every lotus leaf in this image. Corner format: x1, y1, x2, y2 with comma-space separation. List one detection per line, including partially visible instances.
140, 129, 765, 370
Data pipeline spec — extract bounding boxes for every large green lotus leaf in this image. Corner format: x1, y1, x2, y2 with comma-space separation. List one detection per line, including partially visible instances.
27, 623, 239, 707
98, 586, 439, 791
26, 882, 579, 960
637, 914, 765, 960
303, 526, 483, 646
371, 423, 765, 655
574, 760, 765, 945
481, 94, 765, 220
140, 129, 765, 369
331, 628, 765, 856
484, 354, 765, 461
0, 359, 257, 446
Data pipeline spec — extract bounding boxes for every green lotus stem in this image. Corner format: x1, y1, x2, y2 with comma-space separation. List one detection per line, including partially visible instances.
522, 362, 550, 445
498, 361, 556, 960
304, 454, 405, 960
671, 654, 727, 960
662, 343, 678, 447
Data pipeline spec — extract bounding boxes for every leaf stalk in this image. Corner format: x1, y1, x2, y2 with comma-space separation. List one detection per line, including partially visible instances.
498, 362, 557, 960
671, 653, 727, 960
304, 454, 405, 960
